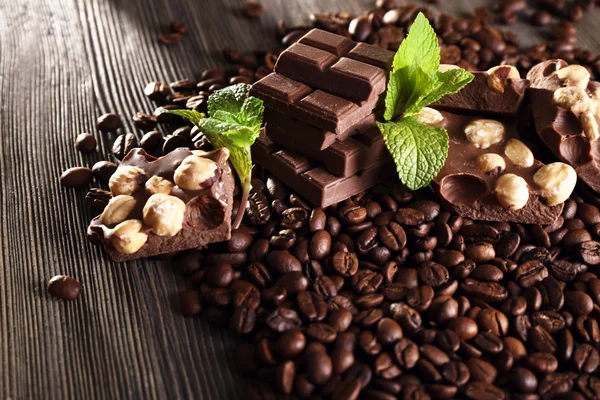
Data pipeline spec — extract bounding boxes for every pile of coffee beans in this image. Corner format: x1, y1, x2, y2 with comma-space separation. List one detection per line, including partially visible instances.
63, 1, 600, 398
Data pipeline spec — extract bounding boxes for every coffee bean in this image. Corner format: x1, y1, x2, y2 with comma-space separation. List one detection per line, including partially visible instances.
339, 205, 367, 224
270, 229, 296, 250
573, 343, 599, 373
395, 208, 425, 226
112, 133, 138, 160
140, 131, 164, 153
275, 271, 308, 295
60, 167, 93, 188
442, 361, 470, 386
297, 291, 327, 321
267, 251, 301, 275
530, 325, 557, 353
309, 209, 327, 231
91, 160, 117, 184
460, 279, 508, 302
418, 261, 449, 288
179, 289, 202, 316
565, 290, 593, 316
96, 113, 123, 133
515, 260, 548, 288
379, 222, 407, 251
467, 358, 497, 383
47, 275, 82, 300
243, 2, 263, 18
376, 318, 403, 345
230, 306, 256, 335
447, 316, 478, 340
281, 207, 308, 230
578, 240, 600, 265
332, 251, 359, 277
85, 188, 111, 212
473, 332, 504, 354
266, 307, 302, 333
276, 331, 306, 360
465, 242, 496, 263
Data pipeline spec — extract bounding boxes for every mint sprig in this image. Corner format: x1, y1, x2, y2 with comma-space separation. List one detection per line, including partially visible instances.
158, 83, 264, 229
379, 12, 473, 190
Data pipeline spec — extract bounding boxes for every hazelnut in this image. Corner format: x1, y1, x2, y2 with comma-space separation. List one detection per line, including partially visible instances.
580, 110, 600, 142
415, 107, 445, 126
439, 64, 460, 72
504, 138, 534, 168
143, 194, 186, 236
552, 86, 590, 114
495, 174, 529, 210
145, 176, 175, 195
464, 119, 505, 149
476, 153, 506, 174
534, 162, 577, 206
109, 219, 148, 254
109, 166, 146, 196
101, 195, 137, 226
486, 65, 520, 94
555, 65, 590, 89
174, 155, 220, 191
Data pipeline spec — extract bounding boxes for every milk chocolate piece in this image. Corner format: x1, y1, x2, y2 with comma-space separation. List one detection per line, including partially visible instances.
88, 148, 234, 262
433, 71, 530, 116
250, 73, 379, 135
264, 109, 377, 151
275, 29, 393, 102
432, 111, 563, 224
528, 60, 600, 194
265, 123, 390, 177
253, 133, 395, 208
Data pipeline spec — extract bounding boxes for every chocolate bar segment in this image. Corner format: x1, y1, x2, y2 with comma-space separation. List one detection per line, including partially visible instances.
265, 123, 390, 177
275, 29, 392, 102
528, 60, 600, 195
433, 69, 530, 116
88, 148, 234, 262
264, 109, 377, 151
253, 133, 396, 208
432, 111, 563, 224
250, 73, 379, 134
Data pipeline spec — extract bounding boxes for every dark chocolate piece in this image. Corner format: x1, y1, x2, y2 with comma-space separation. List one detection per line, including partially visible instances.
88, 148, 234, 262
433, 70, 529, 116
250, 73, 379, 135
264, 108, 377, 151
527, 60, 600, 194
265, 123, 390, 177
275, 29, 392, 102
432, 111, 563, 224
253, 133, 396, 208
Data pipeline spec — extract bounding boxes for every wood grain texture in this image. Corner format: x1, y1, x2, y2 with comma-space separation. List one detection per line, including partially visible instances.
1, 0, 599, 398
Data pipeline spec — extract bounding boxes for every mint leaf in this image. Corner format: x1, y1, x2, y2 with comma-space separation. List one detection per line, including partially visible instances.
385, 65, 437, 120
411, 68, 475, 112
158, 83, 264, 229
207, 83, 251, 117
377, 117, 448, 190
393, 13, 440, 75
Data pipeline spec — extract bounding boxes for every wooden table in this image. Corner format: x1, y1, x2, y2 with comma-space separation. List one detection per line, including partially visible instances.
2, 0, 600, 398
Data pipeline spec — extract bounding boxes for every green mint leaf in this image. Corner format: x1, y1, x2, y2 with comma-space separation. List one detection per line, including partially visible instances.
393, 13, 439, 75
384, 65, 437, 121
156, 109, 205, 126
407, 68, 475, 113
158, 83, 264, 229
207, 83, 252, 118
377, 117, 448, 190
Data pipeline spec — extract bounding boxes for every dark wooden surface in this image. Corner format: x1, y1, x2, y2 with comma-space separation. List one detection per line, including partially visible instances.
2, 0, 600, 398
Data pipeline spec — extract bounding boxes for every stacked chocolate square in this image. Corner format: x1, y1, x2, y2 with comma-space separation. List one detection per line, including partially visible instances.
250, 29, 396, 208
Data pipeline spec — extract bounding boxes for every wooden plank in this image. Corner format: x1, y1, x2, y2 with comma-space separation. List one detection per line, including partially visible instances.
0, 0, 599, 398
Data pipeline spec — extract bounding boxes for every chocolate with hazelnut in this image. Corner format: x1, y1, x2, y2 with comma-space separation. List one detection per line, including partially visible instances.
88, 147, 234, 262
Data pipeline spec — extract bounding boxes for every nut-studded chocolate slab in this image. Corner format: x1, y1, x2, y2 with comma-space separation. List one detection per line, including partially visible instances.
433, 68, 530, 116
275, 29, 393, 102
250, 72, 380, 135
264, 108, 378, 151
528, 60, 600, 194
431, 110, 564, 224
265, 123, 390, 177
88, 148, 234, 262
253, 133, 395, 208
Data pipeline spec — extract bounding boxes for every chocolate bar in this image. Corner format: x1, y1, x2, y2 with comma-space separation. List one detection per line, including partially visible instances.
265, 123, 390, 177
527, 60, 600, 194
88, 148, 234, 262
253, 133, 396, 208
431, 109, 565, 224
264, 109, 378, 151
250, 72, 379, 135
275, 29, 393, 102
433, 67, 530, 116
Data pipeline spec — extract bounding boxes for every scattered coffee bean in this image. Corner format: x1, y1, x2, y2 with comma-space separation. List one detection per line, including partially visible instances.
47, 275, 82, 300
75, 133, 97, 153
60, 167, 93, 188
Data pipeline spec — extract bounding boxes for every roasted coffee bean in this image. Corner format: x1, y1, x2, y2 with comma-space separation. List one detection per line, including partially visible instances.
96, 113, 123, 133
530, 325, 557, 353
379, 222, 406, 251
442, 361, 470, 386
460, 279, 508, 302
309, 209, 327, 231
447, 317, 478, 340
47, 275, 82, 301
532, 310, 565, 333
306, 322, 337, 343
495, 233, 521, 258
477, 309, 509, 336
406, 285, 434, 311
428, 295, 459, 323
538, 276, 565, 311
395, 208, 425, 226
61, 167, 93, 188
467, 358, 497, 383
270, 229, 296, 250
266, 307, 302, 333
565, 290, 593, 316
267, 251, 301, 275
206, 264, 233, 288
418, 262, 449, 288
573, 343, 599, 373
112, 133, 138, 160
179, 289, 202, 316
376, 318, 403, 345
473, 332, 504, 354
515, 260, 548, 288
465, 242, 496, 263
275, 271, 308, 294
416, 358, 442, 382
75, 132, 97, 153
91, 160, 117, 183
281, 207, 308, 230
332, 251, 359, 277
578, 240, 600, 265
297, 291, 327, 321
461, 224, 500, 243
437, 250, 465, 268
140, 130, 164, 153
357, 226, 378, 254
230, 306, 256, 335
85, 188, 111, 211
